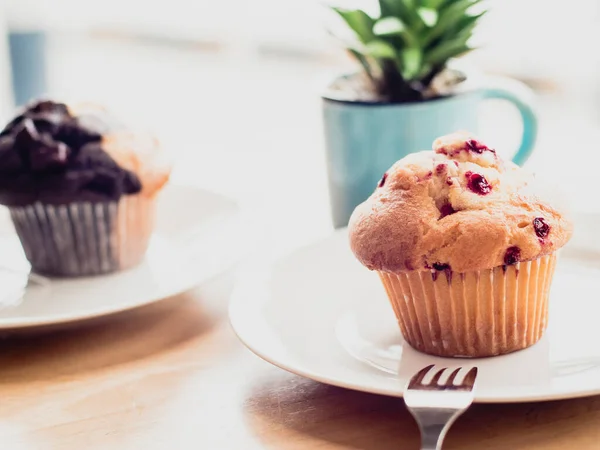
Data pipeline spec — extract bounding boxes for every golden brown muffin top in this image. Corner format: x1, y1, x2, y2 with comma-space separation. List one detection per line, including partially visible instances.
348, 131, 573, 273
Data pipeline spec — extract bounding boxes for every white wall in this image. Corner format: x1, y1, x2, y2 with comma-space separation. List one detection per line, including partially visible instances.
5, 0, 600, 86
471, 0, 600, 86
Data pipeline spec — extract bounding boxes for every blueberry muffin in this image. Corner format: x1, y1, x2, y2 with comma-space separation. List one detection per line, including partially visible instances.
348, 131, 573, 357
0, 99, 171, 276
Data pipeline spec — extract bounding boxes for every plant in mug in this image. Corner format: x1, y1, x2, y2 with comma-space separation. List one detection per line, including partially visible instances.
329, 0, 487, 102
322, 0, 536, 230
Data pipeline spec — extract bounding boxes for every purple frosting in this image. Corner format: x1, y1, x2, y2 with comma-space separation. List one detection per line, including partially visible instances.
0, 100, 141, 206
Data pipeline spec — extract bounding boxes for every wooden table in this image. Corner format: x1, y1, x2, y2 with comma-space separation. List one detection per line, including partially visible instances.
0, 270, 599, 450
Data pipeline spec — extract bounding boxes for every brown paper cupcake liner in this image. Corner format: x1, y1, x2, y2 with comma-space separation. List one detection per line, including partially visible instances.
9, 195, 156, 277
379, 254, 557, 357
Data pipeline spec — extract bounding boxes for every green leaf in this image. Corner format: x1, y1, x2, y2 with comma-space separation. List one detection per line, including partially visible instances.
401, 0, 417, 10
373, 17, 419, 47
401, 47, 423, 80
379, 0, 418, 26
417, 7, 438, 27
424, 39, 473, 65
423, 0, 483, 46
401, 0, 425, 26
373, 17, 406, 36
333, 8, 375, 43
420, 0, 447, 9
378, 0, 399, 17
452, 11, 486, 37
365, 40, 398, 59
440, 0, 484, 16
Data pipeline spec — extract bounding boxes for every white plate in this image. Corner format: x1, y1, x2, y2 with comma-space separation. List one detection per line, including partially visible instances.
230, 218, 600, 403
0, 184, 245, 330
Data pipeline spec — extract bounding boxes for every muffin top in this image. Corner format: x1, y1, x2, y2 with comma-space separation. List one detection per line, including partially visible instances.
348, 131, 573, 273
0, 99, 170, 206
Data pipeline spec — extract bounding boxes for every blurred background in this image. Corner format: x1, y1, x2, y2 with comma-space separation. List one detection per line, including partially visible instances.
0, 0, 598, 251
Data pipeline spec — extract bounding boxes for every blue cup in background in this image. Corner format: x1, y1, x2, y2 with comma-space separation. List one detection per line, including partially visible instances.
8, 30, 48, 107
322, 76, 538, 229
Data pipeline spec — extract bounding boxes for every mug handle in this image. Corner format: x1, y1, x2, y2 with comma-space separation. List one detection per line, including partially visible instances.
481, 76, 538, 166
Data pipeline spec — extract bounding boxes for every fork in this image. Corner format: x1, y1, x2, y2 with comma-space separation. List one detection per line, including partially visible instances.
403, 364, 478, 450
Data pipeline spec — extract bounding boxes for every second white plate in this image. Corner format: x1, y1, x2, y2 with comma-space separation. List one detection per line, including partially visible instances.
230, 222, 600, 403
0, 184, 246, 330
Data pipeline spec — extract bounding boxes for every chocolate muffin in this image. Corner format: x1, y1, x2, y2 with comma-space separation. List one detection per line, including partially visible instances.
0, 99, 171, 276
348, 131, 573, 357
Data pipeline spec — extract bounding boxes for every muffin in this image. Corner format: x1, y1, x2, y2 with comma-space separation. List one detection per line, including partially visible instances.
348, 131, 573, 357
0, 99, 171, 277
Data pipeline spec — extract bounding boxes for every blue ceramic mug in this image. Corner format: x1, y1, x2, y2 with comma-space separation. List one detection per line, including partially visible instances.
323, 76, 538, 228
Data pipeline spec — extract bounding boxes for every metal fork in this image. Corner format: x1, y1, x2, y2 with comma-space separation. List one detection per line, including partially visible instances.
403, 364, 478, 450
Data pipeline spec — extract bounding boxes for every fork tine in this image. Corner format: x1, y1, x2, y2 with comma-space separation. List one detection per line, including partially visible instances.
462, 367, 478, 388
446, 367, 462, 385
429, 367, 447, 385
409, 364, 435, 387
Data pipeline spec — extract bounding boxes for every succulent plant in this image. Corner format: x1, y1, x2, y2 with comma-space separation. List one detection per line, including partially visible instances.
330, 0, 487, 102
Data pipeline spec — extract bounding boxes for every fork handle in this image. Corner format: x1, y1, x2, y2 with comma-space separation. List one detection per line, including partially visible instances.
420, 423, 450, 450
413, 409, 464, 450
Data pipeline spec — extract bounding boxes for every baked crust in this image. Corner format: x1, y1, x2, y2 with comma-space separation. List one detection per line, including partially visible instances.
348, 131, 573, 273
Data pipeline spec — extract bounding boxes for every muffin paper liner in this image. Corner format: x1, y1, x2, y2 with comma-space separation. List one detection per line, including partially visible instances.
378, 254, 557, 357
9, 195, 156, 277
